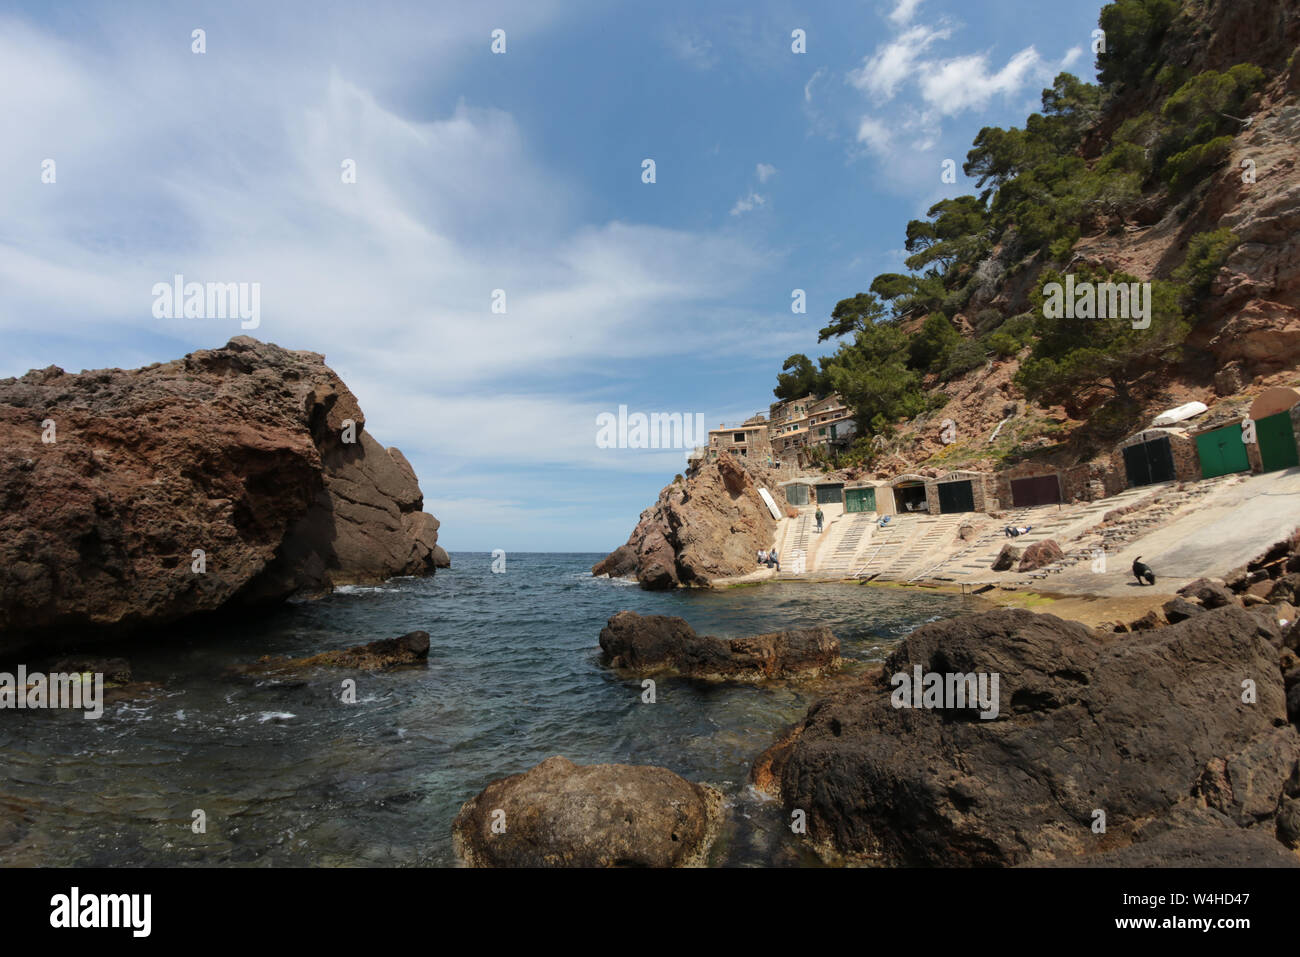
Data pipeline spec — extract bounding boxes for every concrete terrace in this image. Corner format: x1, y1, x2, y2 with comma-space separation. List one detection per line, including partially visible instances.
718, 467, 1300, 593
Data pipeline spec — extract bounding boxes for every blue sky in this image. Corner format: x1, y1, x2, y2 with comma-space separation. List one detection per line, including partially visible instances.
0, 0, 1105, 552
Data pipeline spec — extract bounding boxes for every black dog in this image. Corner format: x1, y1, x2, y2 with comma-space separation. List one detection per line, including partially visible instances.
1132, 556, 1156, 586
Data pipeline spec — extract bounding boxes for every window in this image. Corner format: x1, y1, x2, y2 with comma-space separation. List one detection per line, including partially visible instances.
819, 427, 826, 436
733, 433, 745, 442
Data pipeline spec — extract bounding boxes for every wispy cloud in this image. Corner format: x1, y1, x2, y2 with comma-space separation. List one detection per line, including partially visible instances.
756, 162, 778, 183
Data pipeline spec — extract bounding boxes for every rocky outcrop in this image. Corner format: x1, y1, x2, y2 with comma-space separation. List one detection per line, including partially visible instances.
598, 610, 840, 681
451, 755, 723, 867
0, 337, 443, 653
249, 631, 431, 672
593, 452, 783, 590
770, 605, 1300, 866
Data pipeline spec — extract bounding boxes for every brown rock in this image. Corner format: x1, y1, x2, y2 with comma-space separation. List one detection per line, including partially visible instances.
451, 755, 723, 867
776, 606, 1298, 866
1178, 577, 1237, 608
991, 544, 1021, 571
1017, 539, 1064, 572
1162, 597, 1203, 624
255, 630, 430, 672
598, 610, 840, 681
0, 338, 442, 653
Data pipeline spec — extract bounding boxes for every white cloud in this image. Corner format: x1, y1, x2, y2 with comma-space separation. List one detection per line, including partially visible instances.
888, 0, 925, 26
804, 67, 826, 103
730, 192, 767, 215
918, 46, 1043, 115
1061, 46, 1083, 68
855, 116, 893, 155
756, 162, 777, 183
847, 24, 950, 102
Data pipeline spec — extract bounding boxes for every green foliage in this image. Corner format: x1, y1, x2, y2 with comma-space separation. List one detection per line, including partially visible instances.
827, 322, 928, 434
1016, 266, 1190, 406
773, 353, 830, 400
940, 339, 988, 380
1173, 227, 1239, 298
984, 312, 1035, 357
1156, 64, 1264, 189
869, 272, 945, 318
1096, 0, 1179, 91
818, 292, 886, 342
907, 312, 961, 373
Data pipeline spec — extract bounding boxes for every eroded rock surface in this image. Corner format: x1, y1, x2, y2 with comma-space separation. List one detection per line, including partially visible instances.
451, 755, 723, 867
0, 337, 442, 652
599, 610, 840, 681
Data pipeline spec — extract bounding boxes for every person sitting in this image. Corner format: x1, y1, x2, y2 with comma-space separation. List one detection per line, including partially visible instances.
758, 549, 768, 566
769, 547, 781, 572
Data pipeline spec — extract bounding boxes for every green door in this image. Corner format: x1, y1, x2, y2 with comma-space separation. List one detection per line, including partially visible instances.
844, 487, 875, 513
1258, 412, 1300, 472
1195, 425, 1250, 479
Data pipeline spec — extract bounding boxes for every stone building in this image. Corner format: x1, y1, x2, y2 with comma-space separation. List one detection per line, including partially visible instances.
1112, 427, 1201, 488
706, 415, 771, 463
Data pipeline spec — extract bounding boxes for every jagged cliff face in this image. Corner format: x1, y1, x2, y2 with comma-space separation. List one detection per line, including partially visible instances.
0, 336, 445, 652
888, 0, 1300, 474
593, 452, 782, 589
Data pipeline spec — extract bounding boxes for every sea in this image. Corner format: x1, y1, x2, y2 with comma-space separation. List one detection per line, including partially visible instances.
0, 552, 975, 867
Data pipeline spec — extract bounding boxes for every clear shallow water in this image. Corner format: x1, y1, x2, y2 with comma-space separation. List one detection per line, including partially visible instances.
0, 553, 973, 867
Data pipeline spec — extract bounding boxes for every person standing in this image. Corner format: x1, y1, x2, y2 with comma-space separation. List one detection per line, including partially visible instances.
815, 506, 824, 533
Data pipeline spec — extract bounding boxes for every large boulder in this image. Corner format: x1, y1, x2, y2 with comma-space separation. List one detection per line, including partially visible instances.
598, 610, 840, 681
1017, 539, 1064, 572
774, 606, 1299, 866
0, 337, 442, 653
451, 756, 723, 867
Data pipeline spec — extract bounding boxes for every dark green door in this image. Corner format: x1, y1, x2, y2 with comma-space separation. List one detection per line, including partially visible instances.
937, 480, 975, 513
845, 487, 875, 512
1195, 425, 1250, 479
1258, 412, 1299, 472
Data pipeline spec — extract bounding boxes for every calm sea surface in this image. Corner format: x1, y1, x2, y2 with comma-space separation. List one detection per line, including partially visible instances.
0, 553, 975, 867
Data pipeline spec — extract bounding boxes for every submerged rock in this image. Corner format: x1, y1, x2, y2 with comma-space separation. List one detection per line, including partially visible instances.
252, 631, 431, 672
598, 610, 840, 681
773, 606, 1299, 866
0, 337, 443, 653
451, 755, 723, 867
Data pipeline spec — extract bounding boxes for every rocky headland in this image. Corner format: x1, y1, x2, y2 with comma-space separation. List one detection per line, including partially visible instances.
592, 451, 786, 589
0, 336, 445, 654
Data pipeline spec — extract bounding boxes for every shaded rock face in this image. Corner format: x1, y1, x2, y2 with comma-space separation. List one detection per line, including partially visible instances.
991, 544, 1021, 571
0, 337, 442, 653
593, 452, 781, 590
1017, 539, 1064, 572
451, 755, 723, 867
775, 606, 1299, 867
598, 610, 840, 681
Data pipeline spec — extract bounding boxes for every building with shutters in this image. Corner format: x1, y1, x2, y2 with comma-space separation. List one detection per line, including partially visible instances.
1113, 428, 1201, 488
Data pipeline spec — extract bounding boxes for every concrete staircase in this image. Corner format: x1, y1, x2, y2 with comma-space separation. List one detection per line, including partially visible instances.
815, 511, 877, 574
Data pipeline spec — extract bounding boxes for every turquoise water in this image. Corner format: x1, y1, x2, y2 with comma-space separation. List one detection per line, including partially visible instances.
0, 553, 973, 867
